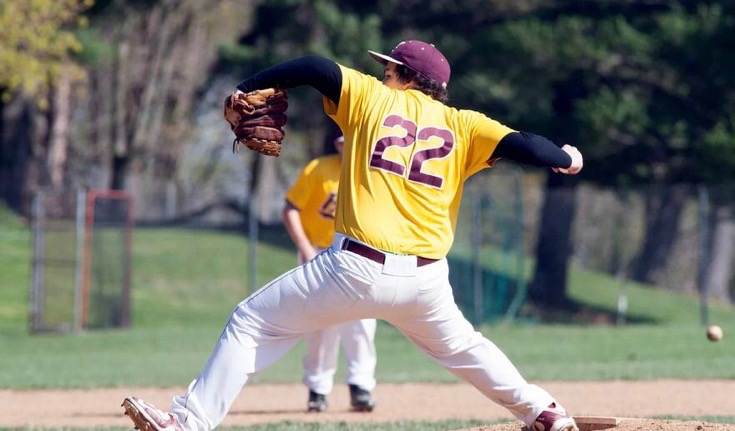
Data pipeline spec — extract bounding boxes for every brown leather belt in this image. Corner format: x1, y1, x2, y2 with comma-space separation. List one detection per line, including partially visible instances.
341, 239, 438, 267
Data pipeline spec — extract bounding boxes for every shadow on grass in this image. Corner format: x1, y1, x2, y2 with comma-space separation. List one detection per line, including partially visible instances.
518, 297, 658, 325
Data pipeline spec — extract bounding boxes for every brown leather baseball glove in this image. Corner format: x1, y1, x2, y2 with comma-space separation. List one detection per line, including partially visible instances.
223, 88, 288, 157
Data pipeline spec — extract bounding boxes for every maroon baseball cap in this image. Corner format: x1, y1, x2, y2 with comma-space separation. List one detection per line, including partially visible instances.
368, 40, 451, 89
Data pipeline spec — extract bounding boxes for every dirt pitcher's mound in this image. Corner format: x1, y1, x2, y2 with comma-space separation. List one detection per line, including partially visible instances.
3, 380, 735, 428
457, 418, 735, 431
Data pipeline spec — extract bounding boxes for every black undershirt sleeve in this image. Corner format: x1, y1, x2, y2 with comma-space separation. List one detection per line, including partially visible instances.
492, 131, 572, 168
237, 58, 570, 169
236, 55, 342, 105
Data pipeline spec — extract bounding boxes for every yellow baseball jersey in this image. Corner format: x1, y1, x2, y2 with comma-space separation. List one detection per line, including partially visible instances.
323, 65, 515, 259
285, 154, 341, 249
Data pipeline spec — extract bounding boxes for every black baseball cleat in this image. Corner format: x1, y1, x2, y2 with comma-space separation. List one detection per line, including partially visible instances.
348, 384, 376, 412
307, 390, 328, 412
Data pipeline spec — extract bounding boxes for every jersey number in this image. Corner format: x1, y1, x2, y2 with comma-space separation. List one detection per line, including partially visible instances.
369, 115, 454, 188
319, 192, 337, 219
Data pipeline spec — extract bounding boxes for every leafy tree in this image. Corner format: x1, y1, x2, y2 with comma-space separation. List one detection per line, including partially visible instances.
0, 0, 250, 215
0, 0, 92, 107
433, 2, 734, 305
358, 1, 734, 305
218, 0, 384, 222
0, 0, 92, 212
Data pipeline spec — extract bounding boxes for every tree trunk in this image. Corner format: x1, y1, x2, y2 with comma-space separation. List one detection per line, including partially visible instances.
256, 156, 280, 222
703, 202, 734, 303
47, 63, 73, 190
0, 96, 33, 212
528, 173, 579, 308
245, 153, 281, 224
2, 0, 252, 215
608, 189, 633, 277
22, 97, 51, 215
86, 59, 114, 186
630, 184, 689, 285
111, 38, 130, 191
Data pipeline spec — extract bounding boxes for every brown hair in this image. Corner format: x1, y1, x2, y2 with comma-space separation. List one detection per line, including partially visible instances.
322, 122, 343, 155
395, 64, 449, 103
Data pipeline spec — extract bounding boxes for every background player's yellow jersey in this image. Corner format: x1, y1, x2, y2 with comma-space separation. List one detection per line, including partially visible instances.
285, 154, 341, 249
324, 65, 515, 259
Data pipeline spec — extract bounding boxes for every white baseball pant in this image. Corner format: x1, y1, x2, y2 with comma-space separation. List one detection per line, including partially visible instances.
169, 234, 555, 430
299, 250, 377, 395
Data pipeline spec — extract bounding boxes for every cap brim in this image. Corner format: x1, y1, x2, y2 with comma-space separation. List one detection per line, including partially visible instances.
368, 50, 403, 66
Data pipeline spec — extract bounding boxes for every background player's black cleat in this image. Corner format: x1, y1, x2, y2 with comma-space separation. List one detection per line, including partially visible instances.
349, 384, 376, 412
307, 390, 327, 412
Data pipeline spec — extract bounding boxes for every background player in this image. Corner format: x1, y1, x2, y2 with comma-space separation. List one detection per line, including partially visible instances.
122, 39, 584, 431
281, 130, 377, 413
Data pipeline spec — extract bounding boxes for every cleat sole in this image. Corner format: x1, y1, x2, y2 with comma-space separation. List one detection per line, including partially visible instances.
121, 398, 161, 431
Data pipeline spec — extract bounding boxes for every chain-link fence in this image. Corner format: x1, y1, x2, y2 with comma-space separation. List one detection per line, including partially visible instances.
449, 164, 528, 323
572, 183, 734, 302
28, 190, 82, 333
28, 189, 133, 333
14, 174, 735, 332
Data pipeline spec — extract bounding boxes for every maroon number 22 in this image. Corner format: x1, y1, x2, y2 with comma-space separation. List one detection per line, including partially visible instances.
369, 114, 454, 188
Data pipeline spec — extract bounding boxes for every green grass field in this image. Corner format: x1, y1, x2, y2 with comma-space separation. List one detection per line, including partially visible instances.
2, 210, 735, 387
1, 203, 734, 428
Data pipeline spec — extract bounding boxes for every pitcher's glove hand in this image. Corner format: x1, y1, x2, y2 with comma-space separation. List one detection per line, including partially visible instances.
223, 88, 288, 157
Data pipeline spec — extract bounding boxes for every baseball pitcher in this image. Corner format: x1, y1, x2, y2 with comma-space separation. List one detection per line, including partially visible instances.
123, 39, 584, 431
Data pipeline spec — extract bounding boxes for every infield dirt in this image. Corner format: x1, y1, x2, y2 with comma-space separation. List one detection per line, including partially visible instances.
3, 380, 734, 430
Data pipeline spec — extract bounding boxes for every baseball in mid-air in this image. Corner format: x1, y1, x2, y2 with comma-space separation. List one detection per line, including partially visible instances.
707, 325, 723, 342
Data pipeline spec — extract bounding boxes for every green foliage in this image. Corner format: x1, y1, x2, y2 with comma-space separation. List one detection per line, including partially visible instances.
700, 115, 735, 182
218, 1, 734, 187
72, 26, 114, 65
218, 43, 260, 64
428, 2, 735, 187
216, 0, 386, 156
219, 0, 383, 73
0, 0, 93, 106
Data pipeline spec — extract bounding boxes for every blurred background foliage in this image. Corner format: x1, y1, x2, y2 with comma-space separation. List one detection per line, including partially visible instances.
0, 0, 92, 106
1, 0, 734, 309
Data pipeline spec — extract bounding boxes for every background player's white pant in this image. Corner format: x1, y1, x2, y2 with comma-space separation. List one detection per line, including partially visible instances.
169, 234, 556, 431
302, 319, 377, 394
